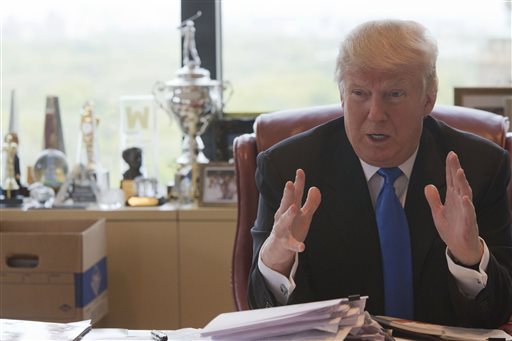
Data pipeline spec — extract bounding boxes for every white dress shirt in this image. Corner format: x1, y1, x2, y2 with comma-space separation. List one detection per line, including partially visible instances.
259, 150, 490, 304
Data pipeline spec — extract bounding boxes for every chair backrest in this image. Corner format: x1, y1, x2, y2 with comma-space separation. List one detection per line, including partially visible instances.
231, 104, 512, 311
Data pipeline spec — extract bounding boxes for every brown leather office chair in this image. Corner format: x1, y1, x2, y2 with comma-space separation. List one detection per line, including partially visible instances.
231, 104, 512, 311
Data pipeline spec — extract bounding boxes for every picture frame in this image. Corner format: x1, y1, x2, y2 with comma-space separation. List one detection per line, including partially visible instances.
454, 87, 512, 127
198, 162, 237, 206
201, 116, 256, 162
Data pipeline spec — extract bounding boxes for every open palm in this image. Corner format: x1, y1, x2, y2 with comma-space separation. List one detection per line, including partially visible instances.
424, 152, 482, 265
261, 169, 321, 275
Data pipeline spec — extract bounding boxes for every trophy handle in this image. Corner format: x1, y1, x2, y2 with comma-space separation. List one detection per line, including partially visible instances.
222, 80, 234, 107
152, 81, 172, 115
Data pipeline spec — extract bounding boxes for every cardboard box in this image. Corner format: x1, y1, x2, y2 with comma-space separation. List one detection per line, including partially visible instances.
0, 219, 108, 324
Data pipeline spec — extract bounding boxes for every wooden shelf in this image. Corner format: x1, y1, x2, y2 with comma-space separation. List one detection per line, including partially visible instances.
1, 204, 237, 329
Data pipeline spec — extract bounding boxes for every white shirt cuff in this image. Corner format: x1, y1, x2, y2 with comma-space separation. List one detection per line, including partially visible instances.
258, 251, 298, 305
446, 237, 489, 299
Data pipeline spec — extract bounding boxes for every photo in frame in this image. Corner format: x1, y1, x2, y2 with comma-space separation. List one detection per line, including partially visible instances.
198, 162, 237, 206
201, 117, 256, 162
454, 87, 512, 130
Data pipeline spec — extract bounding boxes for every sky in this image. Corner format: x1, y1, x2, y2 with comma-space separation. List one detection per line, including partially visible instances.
2, 0, 510, 38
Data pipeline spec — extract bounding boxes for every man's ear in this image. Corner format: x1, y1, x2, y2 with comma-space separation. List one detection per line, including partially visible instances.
423, 86, 437, 117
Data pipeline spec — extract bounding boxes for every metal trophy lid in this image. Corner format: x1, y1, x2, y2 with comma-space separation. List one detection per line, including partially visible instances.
165, 65, 220, 87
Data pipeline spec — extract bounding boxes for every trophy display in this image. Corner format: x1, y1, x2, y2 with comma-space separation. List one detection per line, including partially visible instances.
0, 133, 24, 207
79, 102, 99, 172
42, 95, 66, 153
77, 102, 109, 191
153, 12, 229, 203
55, 102, 108, 206
5, 89, 29, 196
33, 96, 69, 191
120, 146, 143, 200
120, 147, 165, 206
119, 95, 158, 182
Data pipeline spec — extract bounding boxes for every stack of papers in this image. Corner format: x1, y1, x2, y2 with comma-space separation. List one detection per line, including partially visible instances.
0, 318, 92, 341
200, 296, 391, 340
373, 316, 512, 341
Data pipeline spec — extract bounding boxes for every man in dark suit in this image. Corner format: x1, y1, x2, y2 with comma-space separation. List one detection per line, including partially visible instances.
248, 19, 512, 328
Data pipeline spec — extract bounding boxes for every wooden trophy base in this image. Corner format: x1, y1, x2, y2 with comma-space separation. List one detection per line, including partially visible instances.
0, 189, 24, 207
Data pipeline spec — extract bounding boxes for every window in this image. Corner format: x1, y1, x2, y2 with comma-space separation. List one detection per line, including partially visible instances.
3, 0, 511, 189
2, 0, 182, 187
222, 0, 512, 113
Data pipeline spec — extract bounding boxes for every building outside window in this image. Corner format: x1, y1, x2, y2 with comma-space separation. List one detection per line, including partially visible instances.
222, 0, 511, 113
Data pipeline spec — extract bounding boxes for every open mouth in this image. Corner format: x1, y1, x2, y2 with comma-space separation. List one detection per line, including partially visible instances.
368, 134, 388, 141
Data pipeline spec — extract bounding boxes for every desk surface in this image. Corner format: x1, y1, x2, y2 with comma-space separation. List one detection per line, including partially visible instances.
82, 328, 201, 340
80, 327, 512, 341
0, 202, 237, 221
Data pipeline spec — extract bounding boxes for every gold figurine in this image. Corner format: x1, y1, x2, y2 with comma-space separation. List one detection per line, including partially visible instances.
80, 102, 99, 172
2, 133, 20, 198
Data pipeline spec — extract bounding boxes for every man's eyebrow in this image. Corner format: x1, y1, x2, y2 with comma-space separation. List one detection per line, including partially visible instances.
347, 82, 369, 88
384, 77, 413, 87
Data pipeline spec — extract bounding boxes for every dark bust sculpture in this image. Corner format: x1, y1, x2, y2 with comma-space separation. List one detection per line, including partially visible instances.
122, 147, 143, 180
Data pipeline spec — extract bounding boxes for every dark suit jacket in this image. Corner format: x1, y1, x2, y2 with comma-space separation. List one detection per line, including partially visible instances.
248, 115, 512, 328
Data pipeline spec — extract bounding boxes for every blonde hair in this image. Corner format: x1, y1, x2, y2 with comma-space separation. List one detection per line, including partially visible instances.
335, 20, 438, 94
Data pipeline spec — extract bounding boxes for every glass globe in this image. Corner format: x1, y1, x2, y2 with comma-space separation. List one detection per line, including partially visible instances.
33, 148, 69, 191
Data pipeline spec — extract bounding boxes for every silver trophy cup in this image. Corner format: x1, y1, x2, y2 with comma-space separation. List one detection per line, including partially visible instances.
153, 14, 229, 203
154, 66, 222, 165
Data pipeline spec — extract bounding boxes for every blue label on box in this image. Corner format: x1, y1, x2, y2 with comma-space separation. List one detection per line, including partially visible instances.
74, 257, 108, 308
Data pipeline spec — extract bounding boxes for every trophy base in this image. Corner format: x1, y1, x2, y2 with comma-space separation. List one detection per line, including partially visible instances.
0, 189, 24, 208
11, 184, 29, 197
173, 164, 196, 204
126, 196, 166, 207
120, 179, 137, 201
70, 184, 97, 203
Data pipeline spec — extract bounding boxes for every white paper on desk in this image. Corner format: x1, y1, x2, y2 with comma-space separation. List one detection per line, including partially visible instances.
201, 297, 368, 340
338, 307, 365, 327
202, 298, 346, 335
0, 318, 91, 341
441, 325, 512, 341
210, 316, 344, 340
373, 316, 512, 341
83, 328, 203, 341
258, 325, 352, 341
202, 298, 348, 331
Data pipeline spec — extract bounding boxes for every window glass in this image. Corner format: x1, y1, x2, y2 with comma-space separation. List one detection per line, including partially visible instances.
222, 0, 511, 113
2, 0, 182, 187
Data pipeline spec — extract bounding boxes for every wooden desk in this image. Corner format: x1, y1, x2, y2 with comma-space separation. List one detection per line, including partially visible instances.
0, 204, 237, 330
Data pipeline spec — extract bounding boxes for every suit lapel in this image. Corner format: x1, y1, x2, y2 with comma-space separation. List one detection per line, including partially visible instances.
405, 119, 447, 289
323, 122, 385, 312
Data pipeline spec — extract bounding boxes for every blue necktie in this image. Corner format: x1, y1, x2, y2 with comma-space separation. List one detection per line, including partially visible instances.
375, 167, 414, 319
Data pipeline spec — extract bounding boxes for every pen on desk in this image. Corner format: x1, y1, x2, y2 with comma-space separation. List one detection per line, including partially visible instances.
151, 330, 168, 341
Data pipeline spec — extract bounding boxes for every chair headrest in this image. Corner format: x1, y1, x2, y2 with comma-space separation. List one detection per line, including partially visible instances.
255, 104, 509, 152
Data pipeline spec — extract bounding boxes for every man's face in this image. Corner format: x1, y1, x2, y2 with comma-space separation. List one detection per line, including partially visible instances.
341, 69, 435, 167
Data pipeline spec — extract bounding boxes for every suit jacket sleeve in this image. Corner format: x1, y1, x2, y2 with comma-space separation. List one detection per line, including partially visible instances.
247, 149, 288, 309
448, 148, 512, 327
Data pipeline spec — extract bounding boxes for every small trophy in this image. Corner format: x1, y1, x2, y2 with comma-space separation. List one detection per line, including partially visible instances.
54, 102, 108, 206
120, 147, 164, 206
78, 102, 109, 190
120, 147, 143, 200
153, 11, 230, 204
55, 164, 100, 206
80, 102, 98, 172
33, 96, 69, 191
6, 90, 29, 196
0, 133, 24, 207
